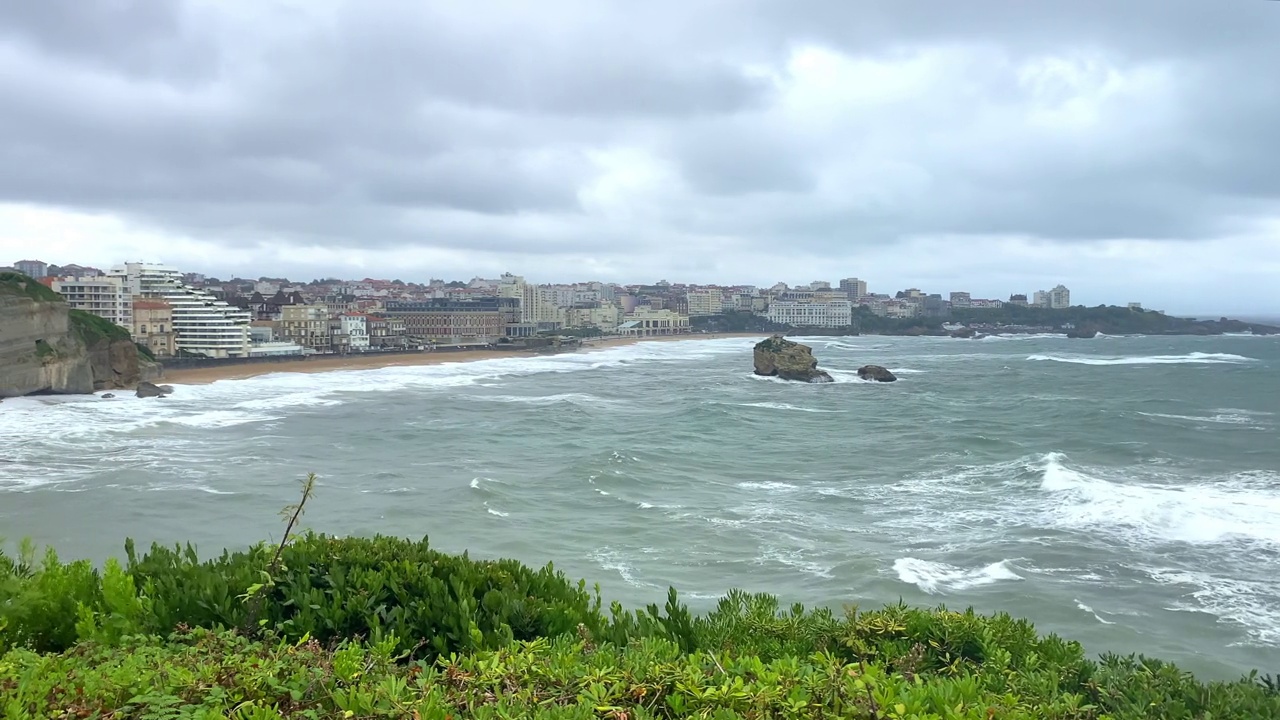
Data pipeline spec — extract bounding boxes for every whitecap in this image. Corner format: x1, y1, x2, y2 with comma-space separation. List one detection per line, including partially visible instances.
590, 548, 658, 589
484, 503, 509, 518
888, 368, 925, 374
736, 480, 800, 493
1143, 568, 1280, 646
1026, 352, 1254, 366
738, 402, 842, 413
1038, 453, 1280, 546
1075, 600, 1116, 625
893, 558, 1022, 594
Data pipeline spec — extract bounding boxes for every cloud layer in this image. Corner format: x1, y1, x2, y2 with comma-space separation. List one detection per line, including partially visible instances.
2, 0, 1278, 313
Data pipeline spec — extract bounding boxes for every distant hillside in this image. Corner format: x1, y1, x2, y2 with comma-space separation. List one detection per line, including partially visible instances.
0, 272, 160, 397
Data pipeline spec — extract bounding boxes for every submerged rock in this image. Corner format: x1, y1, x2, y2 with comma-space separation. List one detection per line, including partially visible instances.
101, 393, 115, 399
136, 381, 175, 398
857, 365, 897, 382
753, 335, 833, 383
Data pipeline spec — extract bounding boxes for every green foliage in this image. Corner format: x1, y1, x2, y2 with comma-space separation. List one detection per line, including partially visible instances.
32, 339, 57, 361
0, 272, 61, 303
136, 341, 157, 361
68, 307, 131, 345
3, 630, 1278, 719
2, 536, 1278, 718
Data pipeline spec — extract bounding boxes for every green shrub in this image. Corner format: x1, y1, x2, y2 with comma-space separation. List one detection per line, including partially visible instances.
68, 308, 131, 345
135, 341, 157, 361
3, 535, 1278, 718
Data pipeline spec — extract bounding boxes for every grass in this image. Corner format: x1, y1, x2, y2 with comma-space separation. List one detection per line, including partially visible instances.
0, 272, 61, 303
68, 308, 131, 345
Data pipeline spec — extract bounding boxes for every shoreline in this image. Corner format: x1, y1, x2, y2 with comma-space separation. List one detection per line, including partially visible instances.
160, 333, 769, 385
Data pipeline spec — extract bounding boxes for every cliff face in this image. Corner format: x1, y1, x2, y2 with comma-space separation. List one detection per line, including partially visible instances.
0, 273, 159, 397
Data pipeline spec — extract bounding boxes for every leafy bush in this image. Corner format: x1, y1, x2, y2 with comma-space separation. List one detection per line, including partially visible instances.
3, 536, 1278, 718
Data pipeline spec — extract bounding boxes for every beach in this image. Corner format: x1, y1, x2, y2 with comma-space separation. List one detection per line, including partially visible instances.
160, 333, 769, 385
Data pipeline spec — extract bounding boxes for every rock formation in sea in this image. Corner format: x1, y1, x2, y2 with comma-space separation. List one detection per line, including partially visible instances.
0, 272, 162, 397
857, 365, 897, 382
752, 335, 833, 383
135, 382, 175, 398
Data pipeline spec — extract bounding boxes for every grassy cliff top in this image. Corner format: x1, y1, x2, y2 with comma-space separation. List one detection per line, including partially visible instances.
0, 271, 62, 303
68, 308, 131, 344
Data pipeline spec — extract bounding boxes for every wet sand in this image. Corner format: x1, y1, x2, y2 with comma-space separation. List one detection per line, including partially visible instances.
161, 333, 768, 385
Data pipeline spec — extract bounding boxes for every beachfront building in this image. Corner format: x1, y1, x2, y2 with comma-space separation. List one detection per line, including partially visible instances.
765, 299, 853, 328
52, 275, 131, 327
368, 315, 407, 348
281, 304, 331, 352
383, 297, 518, 345
839, 278, 868, 301
131, 300, 177, 357
616, 307, 691, 337
565, 303, 621, 332
340, 312, 371, 351
109, 263, 251, 358
686, 289, 724, 317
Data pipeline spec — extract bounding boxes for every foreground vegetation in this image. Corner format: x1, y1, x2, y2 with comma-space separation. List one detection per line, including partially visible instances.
3, 534, 1276, 718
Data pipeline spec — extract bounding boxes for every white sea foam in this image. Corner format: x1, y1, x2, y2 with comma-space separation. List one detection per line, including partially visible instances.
1038, 453, 1280, 546
1137, 411, 1265, 427
893, 558, 1022, 594
736, 480, 800, 493
888, 368, 925, 374
467, 392, 613, 406
590, 548, 658, 588
1144, 569, 1280, 646
484, 503, 509, 517
1026, 352, 1254, 366
738, 402, 842, 413
1075, 600, 1116, 625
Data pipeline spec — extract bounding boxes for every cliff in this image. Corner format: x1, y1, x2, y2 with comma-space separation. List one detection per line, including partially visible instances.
0, 272, 160, 397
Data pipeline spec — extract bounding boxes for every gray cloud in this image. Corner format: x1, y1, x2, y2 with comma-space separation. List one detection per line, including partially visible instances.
1, 0, 1279, 310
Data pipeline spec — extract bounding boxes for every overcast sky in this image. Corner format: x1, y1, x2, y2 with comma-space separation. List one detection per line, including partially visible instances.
1, 1, 1278, 314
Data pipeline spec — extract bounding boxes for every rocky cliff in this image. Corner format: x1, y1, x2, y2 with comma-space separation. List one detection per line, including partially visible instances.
752, 334, 833, 383
0, 272, 161, 398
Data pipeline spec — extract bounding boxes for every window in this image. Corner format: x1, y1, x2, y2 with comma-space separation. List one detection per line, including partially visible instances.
140, 325, 147, 334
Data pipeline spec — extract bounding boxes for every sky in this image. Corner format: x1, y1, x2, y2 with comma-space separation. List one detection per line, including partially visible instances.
1, 1, 1278, 315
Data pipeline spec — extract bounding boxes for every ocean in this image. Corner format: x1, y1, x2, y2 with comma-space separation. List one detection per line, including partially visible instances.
2, 334, 1277, 679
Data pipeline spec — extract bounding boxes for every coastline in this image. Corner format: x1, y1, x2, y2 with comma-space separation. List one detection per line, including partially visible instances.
160, 333, 768, 385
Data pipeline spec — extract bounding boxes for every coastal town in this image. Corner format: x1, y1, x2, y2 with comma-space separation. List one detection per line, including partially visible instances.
3, 258, 1096, 360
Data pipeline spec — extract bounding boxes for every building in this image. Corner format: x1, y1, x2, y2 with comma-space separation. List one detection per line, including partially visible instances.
1033, 290, 1052, 308
923, 294, 950, 319
765, 300, 853, 328
616, 307, 691, 337
1128, 302, 1143, 311
367, 315, 407, 348
281, 304, 331, 352
685, 289, 724, 317
1050, 285, 1071, 309
14, 260, 48, 279
383, 298, 516, 345
52, 275, 130, 326
949, 291, 972, 309
340, 313, 370, 351
566, 303, 621, 332
1008, 294, 1029, 306
108, 263, 251, 358
131, 300, 176, 357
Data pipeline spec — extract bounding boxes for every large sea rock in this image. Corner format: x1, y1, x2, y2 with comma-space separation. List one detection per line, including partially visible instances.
857, 365, 897, 382
136, 382, 175, 399
753, 335, 833, 383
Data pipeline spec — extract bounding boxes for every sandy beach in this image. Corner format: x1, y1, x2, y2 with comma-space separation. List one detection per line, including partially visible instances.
161, 333, 769, 385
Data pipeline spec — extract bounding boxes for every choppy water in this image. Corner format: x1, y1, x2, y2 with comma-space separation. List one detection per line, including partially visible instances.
3, 334, 1278, 678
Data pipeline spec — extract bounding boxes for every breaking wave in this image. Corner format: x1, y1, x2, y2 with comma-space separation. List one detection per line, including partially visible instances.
1026, 352, 1254, 366
893, 558, 1022, 594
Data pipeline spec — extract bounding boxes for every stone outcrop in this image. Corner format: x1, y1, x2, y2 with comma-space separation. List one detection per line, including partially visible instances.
0, 272, 162, 397
136, 382, 175, 398
949, 326, 977, 339
753, 335, 833, 383
857, 365, 897, 382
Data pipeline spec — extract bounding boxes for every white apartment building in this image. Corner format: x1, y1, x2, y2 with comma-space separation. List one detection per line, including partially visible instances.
766, 300, 853, 328
1033, 290, 1052, 308
340, 313, 371, 350
1050, 285, 1071, 309
52, 275, 130, 326
109, 263, 251, 358
686, 289, 724, 316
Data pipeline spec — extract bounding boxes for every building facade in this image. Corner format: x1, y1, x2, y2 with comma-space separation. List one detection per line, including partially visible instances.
340, 313, 371, 351
1050, 285, 1071, 309
131, 300, 177, 357
839, 278, 868, 300
15, 260, 48, 279
383, 298, 516, 345
949, 291, 972, 308
617, 308, 691, 337
52, 276, 130, 326
281, 304, 331, 352
685, 290, 724, 317
765, 300, 853, 328
108, 263, 251, 358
